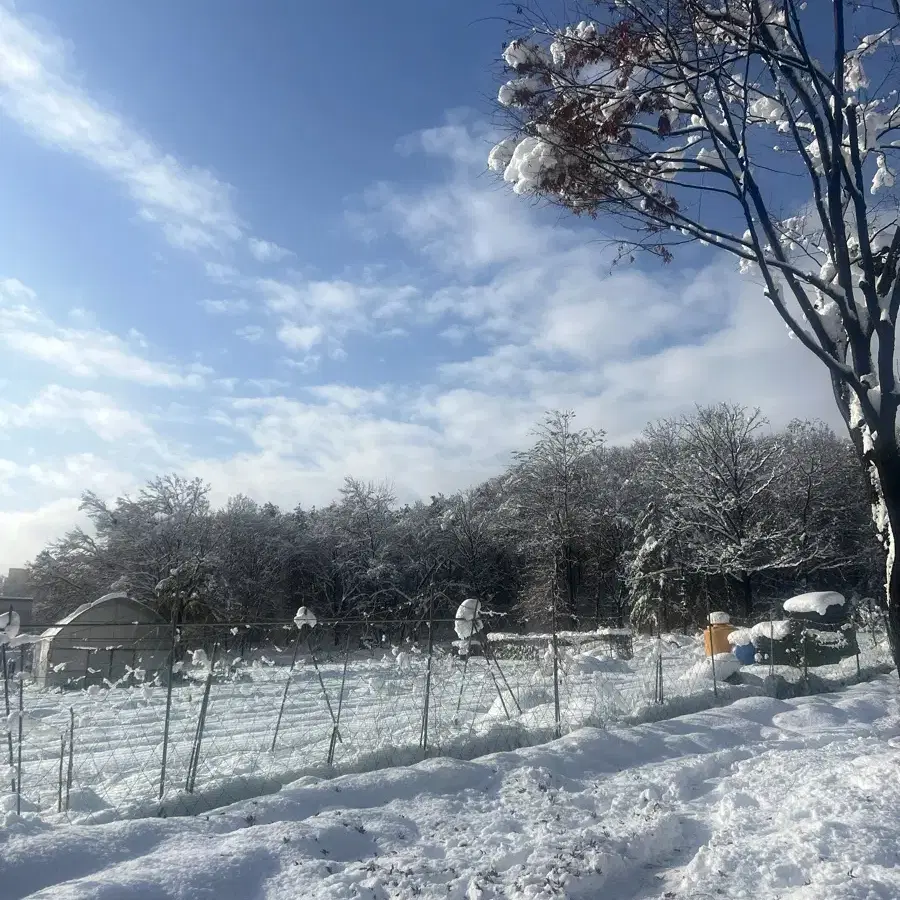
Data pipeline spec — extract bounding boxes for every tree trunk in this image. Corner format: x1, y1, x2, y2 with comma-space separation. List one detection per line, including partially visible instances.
742, 573, 753, 619
834, 377, 900, 672
873, 454, 900, 671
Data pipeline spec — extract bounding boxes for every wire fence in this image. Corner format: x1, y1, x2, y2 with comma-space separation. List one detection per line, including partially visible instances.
1, 610, 893, 826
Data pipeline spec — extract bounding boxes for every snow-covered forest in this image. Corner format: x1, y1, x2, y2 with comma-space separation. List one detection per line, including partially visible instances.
25, 405, 883, 629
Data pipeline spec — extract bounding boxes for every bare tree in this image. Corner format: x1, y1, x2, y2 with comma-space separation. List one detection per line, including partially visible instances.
505, 410, 604, 626
488, 0, 900, 662
778, 419, 866, 585
652, 405, 797, 615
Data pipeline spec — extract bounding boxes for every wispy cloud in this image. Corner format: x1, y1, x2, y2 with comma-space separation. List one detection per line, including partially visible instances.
256, 276, 418, 355
235, 324, 264, 343
201, 297, 250, 316
0, 279, 208, 387
248, 238, 291, 263
0, 6, 242, 253
0, 385, 151, 441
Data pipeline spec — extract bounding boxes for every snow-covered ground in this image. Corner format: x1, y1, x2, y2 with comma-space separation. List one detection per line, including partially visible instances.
2, 673, 899, 899
3, 631, 892, 827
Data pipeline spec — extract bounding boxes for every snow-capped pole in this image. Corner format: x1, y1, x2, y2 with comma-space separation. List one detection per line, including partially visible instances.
293, 607, 318, 630
454, 598, 483, 642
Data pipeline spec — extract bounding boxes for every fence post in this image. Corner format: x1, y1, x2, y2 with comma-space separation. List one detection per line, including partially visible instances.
454, 648, 471, 722
481, 635, 522, 715
706, 605, 718, 699
327, 636, 351, 767
2, 644, 14, 793
158, 617, 178, 801
185, 643, 219, 794
307, 634, 340, 737
419, 591, 435, 758
16, 646, 24, 816
271, 629, 303, 754
57, 733, 65, 813
769, 615, 775, 680
66, 707, 74, 812
551, 587, 561, 740
802, 630, 809, 685
654, 633, 664, 705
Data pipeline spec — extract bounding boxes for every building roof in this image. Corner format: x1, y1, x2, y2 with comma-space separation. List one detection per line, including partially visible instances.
40, 593, 165, 641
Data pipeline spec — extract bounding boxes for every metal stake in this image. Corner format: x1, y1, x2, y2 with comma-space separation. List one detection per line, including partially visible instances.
328, 636, 351, 767
158, 617, 178, 801
16, 647, 24, 816
270, 630, 303, 753
185, 644, 218, 794
2, 644, 14, 793
66, 707, 74, 812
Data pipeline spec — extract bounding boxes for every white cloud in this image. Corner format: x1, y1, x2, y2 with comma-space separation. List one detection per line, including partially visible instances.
22, 453, 137, 495
0, 7, 242, 253
307, 384, 388, 410
246, 378, 289, 394
201, 297, 250, 315
255, 276, 418, 354
205, 262, 240, 281
0, 280, 206, 387
0, 461, 142, 573
0, 114, 853, 572
0, 497, 85, 574
276, 322, 323, 351
248, 237, 291, 263
235, 325, 264, 343
0, 385, 152, 441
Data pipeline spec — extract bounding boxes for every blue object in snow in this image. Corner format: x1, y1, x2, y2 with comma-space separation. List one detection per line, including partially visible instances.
733, 642, 756, 665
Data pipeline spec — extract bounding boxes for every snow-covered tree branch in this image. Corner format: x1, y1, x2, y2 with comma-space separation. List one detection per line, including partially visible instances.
487, 0, 900, 666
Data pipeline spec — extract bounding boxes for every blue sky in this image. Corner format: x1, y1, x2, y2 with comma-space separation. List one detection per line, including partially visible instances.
0, 0, 840, 571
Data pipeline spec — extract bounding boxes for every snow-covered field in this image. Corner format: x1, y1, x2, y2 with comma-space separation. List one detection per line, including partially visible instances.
3, 671, 899, 899
2, 630, 891, 828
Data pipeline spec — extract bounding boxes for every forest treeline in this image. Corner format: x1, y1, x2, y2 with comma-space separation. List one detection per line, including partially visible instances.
24, 404, 883, 631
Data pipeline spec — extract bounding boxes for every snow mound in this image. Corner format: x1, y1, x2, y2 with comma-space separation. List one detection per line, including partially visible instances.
66, 787, 113, 814
485, 685, 551, 722
708, 611, 730, 625
783, 591, 845, 615
571, 653, 632, 675
749, 620, 793, 642
682, 652, 742, 684
727, 628, 753, 647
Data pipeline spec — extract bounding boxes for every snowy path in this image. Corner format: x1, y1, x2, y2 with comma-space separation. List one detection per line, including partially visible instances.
2, 676, 900, 899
